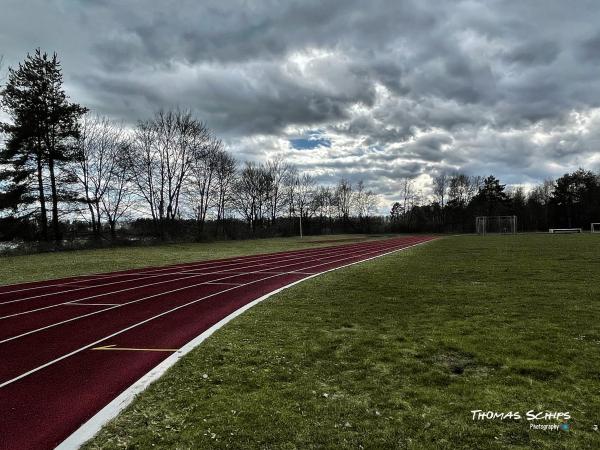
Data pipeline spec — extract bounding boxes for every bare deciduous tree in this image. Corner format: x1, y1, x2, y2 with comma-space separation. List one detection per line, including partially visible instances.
432, 172, 449, 208
101, 146, 133, 239
399, 177, 414, 217
233, 162, 269, 232
128, 109, 210, 236
448, 173, 472, 206
214, 150, 237, 234
292, 172, 315, 238
187, 137, 222, 234
353, 180, 378, 219
313, 186, 336, 231
74, 114, 129, 238
335, 178, 353, 221
265, 157, 291, 224
284, 166, 299, 222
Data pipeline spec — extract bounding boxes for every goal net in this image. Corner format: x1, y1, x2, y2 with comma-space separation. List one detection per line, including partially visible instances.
592, 223, 600, 233
476, 215, 517, 235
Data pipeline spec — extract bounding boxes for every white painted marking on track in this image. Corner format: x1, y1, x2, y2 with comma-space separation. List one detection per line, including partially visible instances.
0, 239, 378, 296
0, 249, 332, 305
0, 240, 379, 307
66, 303, 120, 306
56, 237, 435, 450
0, 244, 368, 319
0, 273, 210, 318
92, 345, 178, 352
0, 240, 398, 340
0, 238, 434, 390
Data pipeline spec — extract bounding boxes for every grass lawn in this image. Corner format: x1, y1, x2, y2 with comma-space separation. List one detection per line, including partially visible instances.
0, 234, 382, 286
83, 234, 600, 449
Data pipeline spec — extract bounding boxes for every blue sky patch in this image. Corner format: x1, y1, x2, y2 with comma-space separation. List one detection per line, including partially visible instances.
289, 131, 332, 150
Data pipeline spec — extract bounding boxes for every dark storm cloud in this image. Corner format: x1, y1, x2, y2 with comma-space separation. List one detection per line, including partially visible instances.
504, 40, 561, 66
75, 64, 365, 135
2, 0, 600, 204
579, 31, 600, 61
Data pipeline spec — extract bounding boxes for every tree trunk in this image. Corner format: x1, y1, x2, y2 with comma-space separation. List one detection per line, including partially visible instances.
217, 200, 224, 237
95, 202, 102, 239
197, 209, 206, 239
109, 220, 116, 240
48, 157, 61, 243
87, 202, 97, 237
36, 153, 49, 241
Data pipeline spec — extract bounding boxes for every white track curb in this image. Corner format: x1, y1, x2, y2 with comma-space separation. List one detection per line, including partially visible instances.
56, 238, 434, 449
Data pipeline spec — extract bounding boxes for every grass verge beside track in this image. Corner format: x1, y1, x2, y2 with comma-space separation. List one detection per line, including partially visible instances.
85, 234, 599, 448
0, 234, 383, 286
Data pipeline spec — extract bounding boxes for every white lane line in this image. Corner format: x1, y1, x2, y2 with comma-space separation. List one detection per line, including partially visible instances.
0, 238, 432, 390
0, 241, 380, 320
0, 240, 401, 342
0, 243, 366, 320
92, 345, 178, 352
66, 303, 120, 306
0, 273, 205, 306
204, 282, 244, 286
0, 239, 380, 296
58, 238, 434, 450
0, 239, 382, 305
99, 240, 379, 277
0, 273, 216, 319
178, 271, 307, 276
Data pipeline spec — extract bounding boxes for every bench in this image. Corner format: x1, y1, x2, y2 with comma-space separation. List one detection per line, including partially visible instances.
549, 228, 582, 233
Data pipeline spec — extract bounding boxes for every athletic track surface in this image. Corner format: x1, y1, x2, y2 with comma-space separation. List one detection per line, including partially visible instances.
0, 235, 435, 449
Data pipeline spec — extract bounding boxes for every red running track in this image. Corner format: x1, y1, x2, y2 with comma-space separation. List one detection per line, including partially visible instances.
0, 236, 435, 449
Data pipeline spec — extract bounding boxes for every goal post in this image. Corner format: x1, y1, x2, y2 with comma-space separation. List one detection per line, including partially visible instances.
592, 223, 600, 233
475, 215, 517, 235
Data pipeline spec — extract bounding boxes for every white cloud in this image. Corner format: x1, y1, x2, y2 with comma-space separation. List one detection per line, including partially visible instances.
2, 0, 599, 210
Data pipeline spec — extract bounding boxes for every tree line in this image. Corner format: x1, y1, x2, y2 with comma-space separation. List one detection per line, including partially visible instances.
391, 170, 600, 233
1, 50, 599, 246
0, 51, 380, 244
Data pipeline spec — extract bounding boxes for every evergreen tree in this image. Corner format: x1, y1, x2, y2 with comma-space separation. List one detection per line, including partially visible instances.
550, 169, 600, 228
472, 175, 508, 215
0, 49, 87, 241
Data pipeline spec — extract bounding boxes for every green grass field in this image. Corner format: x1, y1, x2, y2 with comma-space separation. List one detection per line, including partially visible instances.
79, 234, 600, 449
0, 234, 381, 286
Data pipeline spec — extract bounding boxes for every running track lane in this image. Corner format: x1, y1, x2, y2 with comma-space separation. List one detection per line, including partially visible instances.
0, 236, 435, 449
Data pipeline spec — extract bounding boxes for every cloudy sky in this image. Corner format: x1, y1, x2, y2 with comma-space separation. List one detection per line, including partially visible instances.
2, 0, 600, 206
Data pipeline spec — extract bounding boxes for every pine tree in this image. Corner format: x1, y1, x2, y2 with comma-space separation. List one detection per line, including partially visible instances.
0, 49, 87, 241
472, 175, 508, 216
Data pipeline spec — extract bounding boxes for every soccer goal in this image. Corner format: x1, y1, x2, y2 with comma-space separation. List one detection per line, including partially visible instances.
475, 215, 517, 235
592, 223, 600, 233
